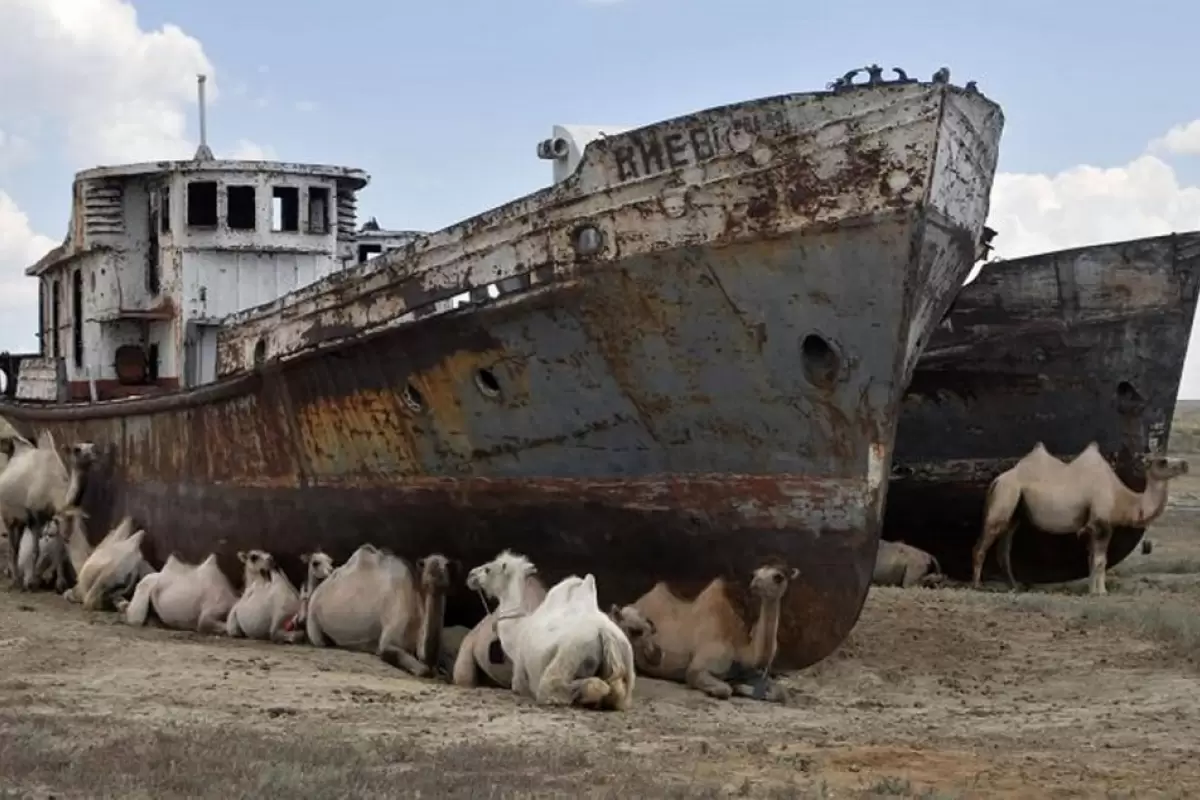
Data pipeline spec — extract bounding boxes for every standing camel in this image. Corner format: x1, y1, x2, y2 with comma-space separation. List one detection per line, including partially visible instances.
972, 442, 1188, 595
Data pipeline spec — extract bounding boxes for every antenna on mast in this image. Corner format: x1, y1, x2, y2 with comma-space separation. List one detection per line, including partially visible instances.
193, 74, 214, 161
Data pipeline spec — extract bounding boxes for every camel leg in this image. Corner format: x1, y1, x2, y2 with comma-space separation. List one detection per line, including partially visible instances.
226, 608, 245, 638
7, 526, 21, 590
1087, 522, 1113, 596
121, 573, 159, 623
535, 644, 608, 707
511, 656, 532, 698
997, 521, 1019, 591
452, 628, 480, 688
971, 520, 1011, 589
733, 677, 788, 703
685, 647, 735, 700
196, 606, 229, 635
378, 622, 432, 678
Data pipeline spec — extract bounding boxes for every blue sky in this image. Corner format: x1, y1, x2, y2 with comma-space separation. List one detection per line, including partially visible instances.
3, 0, 1200, 392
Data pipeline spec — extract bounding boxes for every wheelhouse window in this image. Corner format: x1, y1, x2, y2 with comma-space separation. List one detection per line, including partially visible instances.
307, 186, 330, 234
187, 181, 218, 228
227, 185, 257, 230
272, 186, 299, 232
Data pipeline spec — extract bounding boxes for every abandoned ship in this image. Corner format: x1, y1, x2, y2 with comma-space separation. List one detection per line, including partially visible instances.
885, 232, 1200, 583
0, 66, 1005, 669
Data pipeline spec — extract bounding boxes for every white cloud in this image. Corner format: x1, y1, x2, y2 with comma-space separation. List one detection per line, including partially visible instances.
0, 192, 56, 352
228, 139, 278, 161
0, 0, 278, 352
295, 100, 317, 113
1149, 120, 1200, 157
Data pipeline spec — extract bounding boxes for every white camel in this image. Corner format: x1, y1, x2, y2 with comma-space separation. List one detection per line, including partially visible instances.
226, 550, 304, 643
121, 552, 239, 634
304, 545, 451, 678
0, 432, 96, 587
466, 550, 636, 711
873, 540, 943, 588
287, 550, 335, 635
453, 569, 547, 689
62, 511, 153, 611
973, 442, 1189, 595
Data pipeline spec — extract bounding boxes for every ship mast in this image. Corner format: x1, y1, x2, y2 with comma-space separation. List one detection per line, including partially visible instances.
193, 74, 214, 161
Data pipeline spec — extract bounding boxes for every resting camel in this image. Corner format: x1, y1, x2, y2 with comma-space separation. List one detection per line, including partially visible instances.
287, 550, 335, 634
305, 545, 453, 678
609, 563, 799, 703
972, 442, 1189, 595
121, 553, 239, 633
226, 550, 303, 643
466, 550, 636, 711
0, 432, 96, 587
872, 540, 943, 588
35, 520, 72, 593
62, 511, 153, 610
453, 568, 547, 688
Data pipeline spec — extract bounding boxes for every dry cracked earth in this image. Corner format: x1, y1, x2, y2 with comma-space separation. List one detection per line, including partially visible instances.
6, 426, 1200, 797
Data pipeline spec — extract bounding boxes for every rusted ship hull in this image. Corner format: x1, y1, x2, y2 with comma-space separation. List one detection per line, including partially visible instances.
885, 232, 1200, 584
1, 74, 1004, 670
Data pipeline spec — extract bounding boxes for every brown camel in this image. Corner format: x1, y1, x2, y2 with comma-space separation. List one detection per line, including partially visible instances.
609, 563, 798, 703
973, 442, 1188, 595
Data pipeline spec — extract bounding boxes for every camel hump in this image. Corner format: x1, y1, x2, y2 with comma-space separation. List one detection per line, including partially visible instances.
35, 429, 57, 452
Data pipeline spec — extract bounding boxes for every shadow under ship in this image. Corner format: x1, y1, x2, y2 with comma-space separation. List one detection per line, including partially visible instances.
0, 66, 1004, 669
885, 232, 1200, 584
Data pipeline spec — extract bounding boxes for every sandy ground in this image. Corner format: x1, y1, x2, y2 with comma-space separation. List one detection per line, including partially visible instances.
4, 469, 1200, 797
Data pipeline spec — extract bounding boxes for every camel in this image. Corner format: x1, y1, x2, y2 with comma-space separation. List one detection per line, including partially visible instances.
121, 553, 239, 634
453, 569, 547, 689
609, 563, 800, 703
286, 550, 336, 635
872, 540, 943, 588
226, 550, 304, 643
972, 442, 1189, 595
63, 511, 155, 611
466, 550, 636, 711
35, 519, 72, 593
304, 545, 452, 678
0, 432, 96, 587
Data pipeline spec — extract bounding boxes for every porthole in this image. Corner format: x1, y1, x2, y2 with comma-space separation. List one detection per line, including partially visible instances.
475, 367, 501, 399
402, 382, 425, 412
800, 333, 841, 388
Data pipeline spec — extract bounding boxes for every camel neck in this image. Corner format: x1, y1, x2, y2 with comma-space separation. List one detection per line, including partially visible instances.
417, 588, 446, 666
742, 596, 781, 670
1133, 478, 1170, 525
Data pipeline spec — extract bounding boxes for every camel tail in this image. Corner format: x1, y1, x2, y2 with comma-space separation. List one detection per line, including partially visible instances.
931, 555, 942, 576
598, 625, 634, 710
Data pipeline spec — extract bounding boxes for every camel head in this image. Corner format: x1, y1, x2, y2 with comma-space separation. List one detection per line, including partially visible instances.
1142, 454, 1189, 482
609, 604, 663, 667
300, 550, 335, 588
750, 564, 800, 601
415, 553, 457, 594
69, 442, 98, 470
237, 549, 275, 581
466, 549, 536, 602
51, 506, 88, 539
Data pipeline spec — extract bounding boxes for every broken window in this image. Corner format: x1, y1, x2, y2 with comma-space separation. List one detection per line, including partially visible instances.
272, 186, 299, 232
186, 181, 218, 227
50, 279, 60, 358
71, 269, 83, 369
160, 186, 171, 233
307, 186, 330, 234
357, 243, 383, 264
227, 185, 257, 230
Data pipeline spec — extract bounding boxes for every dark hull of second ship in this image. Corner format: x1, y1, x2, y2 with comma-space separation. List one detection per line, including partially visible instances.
885, 232, 1200, 584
